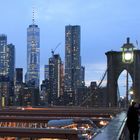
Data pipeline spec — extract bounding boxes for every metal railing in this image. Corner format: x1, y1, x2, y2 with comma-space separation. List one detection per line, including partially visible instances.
116, 118, 129, 140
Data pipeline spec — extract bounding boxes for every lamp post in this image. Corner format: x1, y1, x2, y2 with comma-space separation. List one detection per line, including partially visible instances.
129, 88, 134, 95
129, 87, 134, 103
121, 37, 134, 108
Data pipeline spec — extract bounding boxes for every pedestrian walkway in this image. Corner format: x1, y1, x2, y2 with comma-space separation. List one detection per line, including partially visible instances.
93, 112, 127, 140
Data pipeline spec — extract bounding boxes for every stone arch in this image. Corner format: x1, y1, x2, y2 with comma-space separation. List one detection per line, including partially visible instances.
106, 40, 140, 107
117, 69, 133, 97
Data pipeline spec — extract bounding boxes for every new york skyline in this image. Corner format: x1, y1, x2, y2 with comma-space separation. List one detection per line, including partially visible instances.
0, 0, 139, 95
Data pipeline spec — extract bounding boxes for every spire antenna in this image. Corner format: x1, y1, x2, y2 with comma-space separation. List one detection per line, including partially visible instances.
32, 6, 35, 25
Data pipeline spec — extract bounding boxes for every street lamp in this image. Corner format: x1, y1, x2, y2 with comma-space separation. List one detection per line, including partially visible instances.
129, 88, 134, 95
129, 86, 134, 101
122, 38, 134, 63
121, 37, 134, 108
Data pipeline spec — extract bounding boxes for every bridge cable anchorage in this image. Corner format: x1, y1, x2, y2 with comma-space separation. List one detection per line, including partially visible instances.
80, 67, 108, 106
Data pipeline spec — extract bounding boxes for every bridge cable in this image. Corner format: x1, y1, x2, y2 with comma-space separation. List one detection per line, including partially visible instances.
80, 68, 108, 106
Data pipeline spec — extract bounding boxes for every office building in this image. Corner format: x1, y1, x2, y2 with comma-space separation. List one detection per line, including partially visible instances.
0, 35, 15, 81
26, 21, 40, 87
49, 54, 64, 105
0, 34, 7, 78
81, 66, 85, 85
0, 43, 15, 82
20, 86, 39, 107
0, 76, 11, 107
64, 25, 82, 105
14, 68, 23, 106
40, 79, 50, 106
0, 34, 7, 47
15, 68, 23, 83
0, 35, 15, 107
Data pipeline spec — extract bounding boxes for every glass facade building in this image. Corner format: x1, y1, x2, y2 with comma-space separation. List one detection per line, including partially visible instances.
0, 34, 7, 77
49, 54, 63, 105
0, 36, 15, 82
64, 25, 82, 105
26, 24, 40, 87
0, 35, 15, 107
0, 34, 7, 47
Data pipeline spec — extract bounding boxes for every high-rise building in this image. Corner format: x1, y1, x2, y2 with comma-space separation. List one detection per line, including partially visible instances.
0, 34, 7, 77
15, 68, 23, 83
26, 22, 40, 87
0, 43, 15, 82
0, 35, 15, 107
49, 54, 64, 105
64, 25, 82, 105
20, 86, 39, 107
0, 34, 7, 47
14, 68, 23, 106
40, 79, 50, 106
0, 76, 11, 107
81, 66, 85, 85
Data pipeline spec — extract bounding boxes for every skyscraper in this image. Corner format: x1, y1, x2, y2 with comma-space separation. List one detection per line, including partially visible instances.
26, 18, 40, 87
81, 66, 85, 85
0, 34, 7, 47
15, 68, 23, 83
49, 54, 64, 105
0, 38, 15, 82
64, 25, 82, 105
0, 34, 7, 77
0, 35, 15, 107
14, 68, 23, 106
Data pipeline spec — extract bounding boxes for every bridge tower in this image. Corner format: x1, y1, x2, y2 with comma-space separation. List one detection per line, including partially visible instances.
106, 38, 140, 107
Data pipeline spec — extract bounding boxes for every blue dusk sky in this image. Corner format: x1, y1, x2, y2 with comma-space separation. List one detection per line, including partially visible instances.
0, 0, 139, 96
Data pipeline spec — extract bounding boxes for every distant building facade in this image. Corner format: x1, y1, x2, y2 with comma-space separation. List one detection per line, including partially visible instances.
81, 66, 85, 85
14, 68, 23, 106
20, 86, 39, 107
49, 54, 64, 106
0, 34, 15, 107
0, 34, 7, 47
0, 43, 15, 81
64, 25, 82, 105
26, 24, 40, 88
44, 65, 49, 80
40, 79, 50, 106
15, 68, 23, 83
0, 76, 11, 107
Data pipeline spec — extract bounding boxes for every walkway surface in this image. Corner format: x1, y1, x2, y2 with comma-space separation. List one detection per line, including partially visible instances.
93, 111, 127, 140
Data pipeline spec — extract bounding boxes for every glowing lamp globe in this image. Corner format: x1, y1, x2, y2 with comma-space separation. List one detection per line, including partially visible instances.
124, 52, 132, 61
